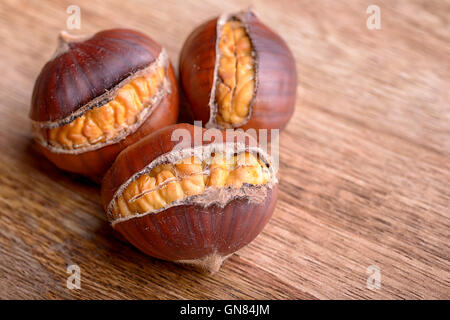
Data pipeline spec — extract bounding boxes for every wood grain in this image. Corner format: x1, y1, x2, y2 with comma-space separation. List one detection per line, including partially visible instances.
0, 0, 449, 299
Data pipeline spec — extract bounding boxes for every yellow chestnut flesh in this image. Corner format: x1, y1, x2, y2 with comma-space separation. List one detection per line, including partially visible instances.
111, 152, 270, 219
215, 20, 255, 127
46, 67, 165, 150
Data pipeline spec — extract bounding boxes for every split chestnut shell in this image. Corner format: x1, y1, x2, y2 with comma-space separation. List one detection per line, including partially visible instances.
101, 123, 278, 273
30, 29, 179, 181
180, 10, 297, 132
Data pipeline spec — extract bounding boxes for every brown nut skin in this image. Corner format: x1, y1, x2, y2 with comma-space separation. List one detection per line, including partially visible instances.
101, 123, 278, 273
179, 11, 297, 134
30, 29, 179, 182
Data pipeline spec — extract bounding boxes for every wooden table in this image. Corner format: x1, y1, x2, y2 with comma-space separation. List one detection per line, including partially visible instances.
0, 0, 448, 299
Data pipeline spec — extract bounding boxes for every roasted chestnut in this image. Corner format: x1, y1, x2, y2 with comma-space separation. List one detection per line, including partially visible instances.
30, 29, 179, 181
101, 123, 278, 273
180, 10, 297, 132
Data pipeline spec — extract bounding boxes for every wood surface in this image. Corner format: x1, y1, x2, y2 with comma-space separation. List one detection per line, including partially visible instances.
0, 0, 449, 299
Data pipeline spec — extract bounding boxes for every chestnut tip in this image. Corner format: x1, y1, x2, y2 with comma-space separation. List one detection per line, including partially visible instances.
53, 31, 90, 59
58, 30, 88, 43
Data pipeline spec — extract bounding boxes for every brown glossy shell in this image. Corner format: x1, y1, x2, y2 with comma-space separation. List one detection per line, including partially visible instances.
30, 29, 179, 180
114, 185, 277, 263
30, 29, 163, 122
101, 123, 277, 271
179, 11, 297, 131
179, 19, 217, 125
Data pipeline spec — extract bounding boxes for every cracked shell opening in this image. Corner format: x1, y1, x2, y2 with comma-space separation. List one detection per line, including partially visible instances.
32, 51, 170, 154
107, 143, 277, 225
213, 17, 256, 128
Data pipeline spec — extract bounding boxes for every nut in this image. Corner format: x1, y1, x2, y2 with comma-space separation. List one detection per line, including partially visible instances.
180, 10, 297, 133
101, 123, 278, 273
30, 29, 179, 181
215, 19, 255, 127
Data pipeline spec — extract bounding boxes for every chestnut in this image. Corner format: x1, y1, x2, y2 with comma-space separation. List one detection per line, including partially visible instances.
101, 123, 278, 273
30, 29, 179, 181
180, 10, 297, 132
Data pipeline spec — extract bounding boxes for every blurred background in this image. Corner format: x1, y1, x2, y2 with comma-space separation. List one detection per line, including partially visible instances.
0, 0, 448, 299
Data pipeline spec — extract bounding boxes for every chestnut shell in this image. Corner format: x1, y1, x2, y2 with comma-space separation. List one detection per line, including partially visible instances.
101, 124, 277, 271
37, 81, 178, 180
179, 11, 297, 131
30, 29, 163, 122
114, 187, 277, 263
30, 29, 179, 180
